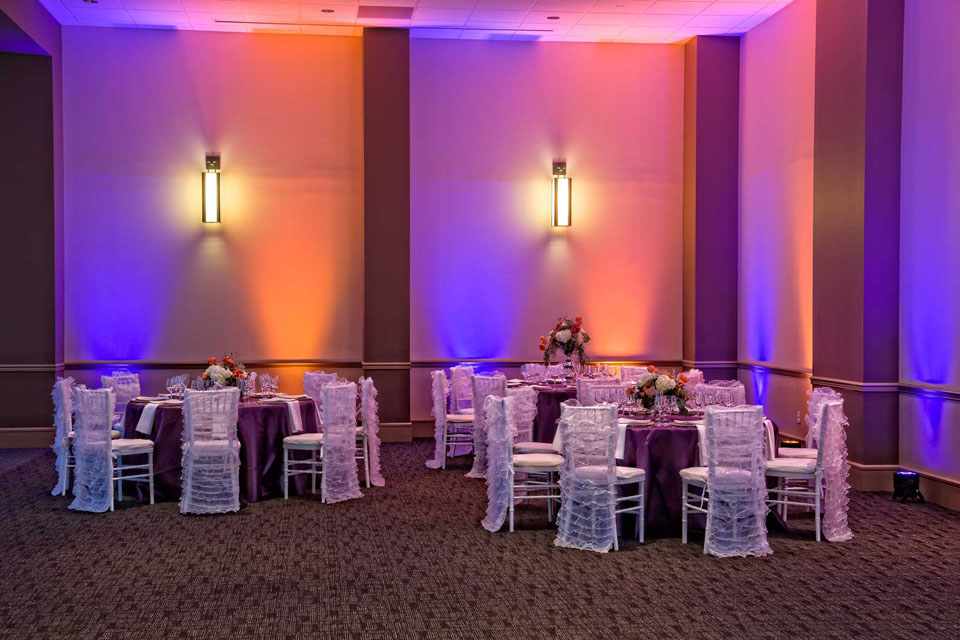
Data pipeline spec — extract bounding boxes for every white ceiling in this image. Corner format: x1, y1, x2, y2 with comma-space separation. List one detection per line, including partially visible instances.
39, 0, 793, 43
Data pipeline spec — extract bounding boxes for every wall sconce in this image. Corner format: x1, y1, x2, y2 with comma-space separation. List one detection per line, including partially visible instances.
551, 161, 571, 227
202, 154, 221, 223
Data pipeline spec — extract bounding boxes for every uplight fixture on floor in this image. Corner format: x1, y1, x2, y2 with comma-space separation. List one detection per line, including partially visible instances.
893, 470, 924, 503
203, 154, 221, 224
551, 161, 571, 227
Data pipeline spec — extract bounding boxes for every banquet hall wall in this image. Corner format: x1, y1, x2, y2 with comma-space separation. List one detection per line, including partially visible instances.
57, 27, 365, 394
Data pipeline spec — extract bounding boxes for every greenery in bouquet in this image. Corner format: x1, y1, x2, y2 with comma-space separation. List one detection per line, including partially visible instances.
626, 366, 692, 415
201, 353, 247, 388
539, 316, 591, 365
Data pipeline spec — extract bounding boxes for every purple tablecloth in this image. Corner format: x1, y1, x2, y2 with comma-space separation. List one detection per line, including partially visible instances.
532, 387, 578, 442
123, 398, 320, 504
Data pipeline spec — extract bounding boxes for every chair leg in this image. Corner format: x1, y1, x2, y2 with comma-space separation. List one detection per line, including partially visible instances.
283, 447, 289, 500
639, 480, 645, 544
546, 472, 554, 522
681, 479, 688, 544
116, 455, 123, 503
312, 450, 317, 495
441, 423, 448, 470
364, 436, 371, 489
814, 474, 822, 542
148, 451, 155, 505
509, 475, 515, 533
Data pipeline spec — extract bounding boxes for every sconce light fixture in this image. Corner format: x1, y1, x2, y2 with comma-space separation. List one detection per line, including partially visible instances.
551, 160, 571, 227
202, 154, 221, 224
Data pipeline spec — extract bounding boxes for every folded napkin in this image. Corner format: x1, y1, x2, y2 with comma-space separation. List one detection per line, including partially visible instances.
262, 396, 305, 434
135, 400, 180, 435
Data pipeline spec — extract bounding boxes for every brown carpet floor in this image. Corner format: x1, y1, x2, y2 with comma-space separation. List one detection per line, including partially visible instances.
1, 442, 958, 640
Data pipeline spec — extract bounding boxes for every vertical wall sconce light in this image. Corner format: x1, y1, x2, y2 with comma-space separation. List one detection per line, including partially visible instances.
202, 154, 221, 224
551, 160, 571, 227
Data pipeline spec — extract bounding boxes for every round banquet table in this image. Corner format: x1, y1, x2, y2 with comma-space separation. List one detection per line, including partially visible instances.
122, 398, 320, 504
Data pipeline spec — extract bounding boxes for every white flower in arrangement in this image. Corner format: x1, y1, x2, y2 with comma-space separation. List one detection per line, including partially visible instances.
655, 374, 677, 392
576, 331, 585, 344
555, 329, 572, 343
205, 365, 230, 385
638, 372, 656, 386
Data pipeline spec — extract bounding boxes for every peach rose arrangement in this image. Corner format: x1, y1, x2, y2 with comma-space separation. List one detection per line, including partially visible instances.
540, 316, 591, 365
626, 366, 692, 415
200, 353, 247, 389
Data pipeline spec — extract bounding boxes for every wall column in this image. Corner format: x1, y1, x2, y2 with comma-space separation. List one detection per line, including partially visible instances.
812, 0, 903, 476
682, 35, 740, 380
362, 28, 411, 441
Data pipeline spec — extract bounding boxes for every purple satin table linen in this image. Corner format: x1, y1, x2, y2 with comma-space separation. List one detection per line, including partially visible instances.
532, 387, 578, 442
123, 399, 320, 504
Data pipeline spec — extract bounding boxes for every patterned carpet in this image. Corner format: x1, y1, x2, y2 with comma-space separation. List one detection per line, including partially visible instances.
1, 442, 957, 640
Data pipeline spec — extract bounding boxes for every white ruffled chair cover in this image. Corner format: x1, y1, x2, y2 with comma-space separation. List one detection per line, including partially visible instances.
179, 388, 241, 515
703, 405, 772, 557
819, 400, 853, 542
480, 391, 538, 532
466, 374, 506, 479
694, 380, 746, 408
449, 365, 474, 414
619, 366, 647, 382
426, 370, 448, 469
322, 382, 363, 503
304, 371, 340, 424
576, 378, 629, 406
51, 377, 75, 496
101, 373, 141, 428
805, 387, 842, 448
69, 388, 116, 513
683, 368, 704, 390
358, 377, 385, 487
554, 402, 619, 553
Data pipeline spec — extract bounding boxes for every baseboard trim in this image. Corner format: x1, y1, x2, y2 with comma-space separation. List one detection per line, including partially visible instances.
0, 427, 55, 448
64, 360, 363, 370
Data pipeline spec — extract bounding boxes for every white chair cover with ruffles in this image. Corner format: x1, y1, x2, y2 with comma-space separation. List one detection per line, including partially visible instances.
576, 378, 629, 406
805, 386, 842, 448
694, 380, 746, 408
620, 366, 647, 382
304, 371, 340, 425
554, 402, 619, 553
322, 382, 363, 503
358, 377, 385, 487
179, 388, 241, 515
820, 400, 853, 542
101, 373, 140, 428
466, 374, 506, 479
481, 391, 538, 532
449, 365, 474, 414
683, 368, 704, 390
51, 377, 75, 496
69, 387, 116, 513
703, 405, 772, 557
426, 370, 448, 469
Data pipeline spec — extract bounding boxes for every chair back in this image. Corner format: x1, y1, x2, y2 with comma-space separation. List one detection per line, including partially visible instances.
183, 388, 239, 443
69, 387, 116, 513
506, 386, 537, 443
101, 373, 140, 425
702, 404, 771, 557
304, 371, 340, 419
620, 365, 647, 382
576, 378, 628, 406
693, 379, 746, 408
557, 402, 617, 484
805, 386, 842, 448
818, 399, 853, 541
471, 374, 506, 432
51, 377, 77, 495
480, 391, 538, 533
683, 368, 704, 390
427, 371, 449, 469
359, 377, 385, 486
450, 365, 474, 413
321, 382, 363, 503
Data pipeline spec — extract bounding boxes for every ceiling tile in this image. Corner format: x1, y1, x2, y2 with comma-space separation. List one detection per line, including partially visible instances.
70, 7, 136, 24
467, 19, 529, 28
62, 0, 124, 8
755, 2, 790, 16
685, 14, 745, 27
468, 9, 528, 22
700, 1, 762, 16
678, 25, 730, 35
414, 7, 472, 21
518, 20, 570, 34
524, 10, 579, 23
409, 26, 462, 36
415, 0, 475, 8
567, 23, 625, 36
631, 13, 689, 26
357, 0, 414, 6
301, 4, 358, 19
588, 0, 654, 13
300, 23, 361, 34
473, 0, 534, 10
531, 0, 593, 12
460, 28, 515, 38
578, 13, 635, 26
128, 9, 191, 23
122, 0, 182, 11
39, 0, 81, 24
619, 24, 675, 37
181, 0, 244, 14
644, 1, 710, 15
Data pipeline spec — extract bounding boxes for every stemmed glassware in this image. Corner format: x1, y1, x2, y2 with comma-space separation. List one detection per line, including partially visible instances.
260, 373, 279, 396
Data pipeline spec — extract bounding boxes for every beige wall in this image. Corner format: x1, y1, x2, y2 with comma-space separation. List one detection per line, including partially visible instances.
61, 27, 363, 365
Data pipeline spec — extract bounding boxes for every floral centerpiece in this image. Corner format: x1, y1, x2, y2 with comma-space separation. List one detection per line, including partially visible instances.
627, 366, 692, 415
201, 353, 247, 389
539, 316, 591, 365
